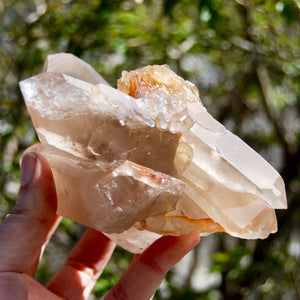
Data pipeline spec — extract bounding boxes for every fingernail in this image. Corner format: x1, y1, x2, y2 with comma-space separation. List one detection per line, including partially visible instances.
20, 153, 37, 187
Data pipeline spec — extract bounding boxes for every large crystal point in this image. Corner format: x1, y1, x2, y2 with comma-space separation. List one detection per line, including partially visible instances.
20, 71, 182, 234
19, 54, 287, 253
27, 143, 184, 234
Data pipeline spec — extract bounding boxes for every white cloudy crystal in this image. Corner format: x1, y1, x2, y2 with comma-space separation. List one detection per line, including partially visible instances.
19, 53, 287, 253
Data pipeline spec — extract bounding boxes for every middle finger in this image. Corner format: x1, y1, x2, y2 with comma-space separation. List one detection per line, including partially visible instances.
47, 229, 115, 300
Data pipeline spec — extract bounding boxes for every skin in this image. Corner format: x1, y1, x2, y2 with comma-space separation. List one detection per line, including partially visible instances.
0, 152, 200, 300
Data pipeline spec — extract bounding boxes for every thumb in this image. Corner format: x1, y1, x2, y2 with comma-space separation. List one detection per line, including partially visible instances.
0, 152, 61, 276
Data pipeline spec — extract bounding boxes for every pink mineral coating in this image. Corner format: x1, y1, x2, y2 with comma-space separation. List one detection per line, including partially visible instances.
19, 54, 287, 253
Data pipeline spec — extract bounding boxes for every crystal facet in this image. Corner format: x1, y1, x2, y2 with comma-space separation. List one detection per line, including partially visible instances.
19, 53, 287, 253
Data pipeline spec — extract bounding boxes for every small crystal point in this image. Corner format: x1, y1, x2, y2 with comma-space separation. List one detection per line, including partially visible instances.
44, 53, 109, 85
19, 54, 287, 253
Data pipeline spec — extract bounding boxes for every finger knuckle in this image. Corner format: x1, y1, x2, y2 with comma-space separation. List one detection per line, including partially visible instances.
107, 283, 129, 300
139, 255, 164, 276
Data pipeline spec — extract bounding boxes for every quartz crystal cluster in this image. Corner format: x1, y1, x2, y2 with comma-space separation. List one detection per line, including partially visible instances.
19, 53, 287, 253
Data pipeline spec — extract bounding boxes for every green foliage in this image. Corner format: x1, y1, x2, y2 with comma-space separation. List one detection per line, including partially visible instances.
1, 0, 300, 298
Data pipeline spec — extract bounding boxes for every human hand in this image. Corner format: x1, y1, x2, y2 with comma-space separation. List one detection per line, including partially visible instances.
0, 152, 200, 299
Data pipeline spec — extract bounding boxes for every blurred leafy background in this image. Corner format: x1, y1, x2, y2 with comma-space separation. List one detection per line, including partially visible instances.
1, 0, 300, 299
